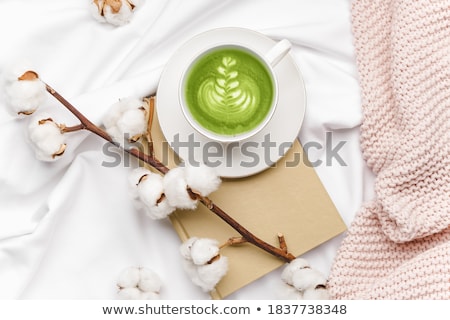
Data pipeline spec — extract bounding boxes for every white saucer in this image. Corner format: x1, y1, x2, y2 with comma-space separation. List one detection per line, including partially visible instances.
156, 27, 306, 178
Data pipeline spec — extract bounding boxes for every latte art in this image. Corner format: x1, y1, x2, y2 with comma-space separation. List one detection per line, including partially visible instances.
196, 56, 260, 126
183, 47, 274, 136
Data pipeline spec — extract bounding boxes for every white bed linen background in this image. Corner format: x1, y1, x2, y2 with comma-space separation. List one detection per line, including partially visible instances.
0, 0, 374, 299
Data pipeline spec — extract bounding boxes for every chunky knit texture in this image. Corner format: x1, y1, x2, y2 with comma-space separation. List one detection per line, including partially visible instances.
328, 0, 450, 299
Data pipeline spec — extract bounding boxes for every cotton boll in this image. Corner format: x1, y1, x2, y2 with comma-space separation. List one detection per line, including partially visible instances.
185, 263, 211, 292
3, 59, 35, 83
117, 108, 147, 141
181, 254, 228, 293
163, 167, 197, 210
137, 172, 175, 219
128, 167, 176, 219
2, 61, 47, 116
281, 258, 310, 285
180, 237, 220, 265
91, 0, 140, 26
279, 258, 329, 300
90, 0, 106, 23
195, 256, 228, 292
184, 163, 221, 197
143, 197, 175, 220
102, 100, 122, 134
27, 115, 66, 161
136, 172, 164, 203
291, 267, 327, 292
103, 97, 147, 144
4, 79, 47, 116
116, 266, 161, 300
137, 268, 162, 293
128, 167, 152, 188
180, 237, 198, 260
117, 266, 140, 288
189, 238, 220, 265
181, 259, 202, 286
104, 97, 147, 143
103, 1, 135, 26
128, 167, 151, 209
179, 237, 228, 293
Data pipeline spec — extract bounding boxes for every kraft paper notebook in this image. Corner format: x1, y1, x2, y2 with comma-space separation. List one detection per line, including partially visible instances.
149, 105, 346, 299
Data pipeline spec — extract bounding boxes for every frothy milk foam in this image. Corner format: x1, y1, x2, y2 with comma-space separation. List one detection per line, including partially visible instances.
183, 47, 274, 137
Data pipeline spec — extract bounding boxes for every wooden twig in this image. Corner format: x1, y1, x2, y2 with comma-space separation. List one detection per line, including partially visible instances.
45, 83, 296, 263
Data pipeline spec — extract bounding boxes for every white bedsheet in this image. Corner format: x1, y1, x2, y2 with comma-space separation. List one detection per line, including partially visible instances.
0, 0, 374, 299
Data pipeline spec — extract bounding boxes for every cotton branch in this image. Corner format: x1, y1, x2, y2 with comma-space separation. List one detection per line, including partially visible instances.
44, 82, 296, 263
45, 84, 169, 175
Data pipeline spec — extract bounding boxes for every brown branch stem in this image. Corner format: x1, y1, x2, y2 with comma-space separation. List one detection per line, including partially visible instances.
219, 237, 247, 249
44, 82, 295, 264
143, 96, 155, 158
191, 190, 295, 263
60, 123, 84, 133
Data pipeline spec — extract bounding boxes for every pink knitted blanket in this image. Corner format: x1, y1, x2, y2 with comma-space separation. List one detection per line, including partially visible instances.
328, 0, 450, 299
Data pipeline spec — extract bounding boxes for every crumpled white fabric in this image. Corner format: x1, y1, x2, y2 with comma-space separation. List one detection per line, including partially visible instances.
0, 0, 373, 299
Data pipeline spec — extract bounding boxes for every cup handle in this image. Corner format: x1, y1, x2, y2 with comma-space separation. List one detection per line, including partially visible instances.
265, 39, 292, 68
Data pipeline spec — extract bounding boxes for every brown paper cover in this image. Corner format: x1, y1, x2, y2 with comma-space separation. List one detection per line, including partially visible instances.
150, 107, 346, 299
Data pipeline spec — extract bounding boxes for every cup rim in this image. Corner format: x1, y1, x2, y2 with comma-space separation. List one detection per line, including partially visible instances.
178, 43, 279, 143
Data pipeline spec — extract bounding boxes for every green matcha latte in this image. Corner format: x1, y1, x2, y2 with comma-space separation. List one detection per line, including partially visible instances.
183, 46, 275, 137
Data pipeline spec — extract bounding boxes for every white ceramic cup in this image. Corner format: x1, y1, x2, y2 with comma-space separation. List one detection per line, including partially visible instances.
179, 39, 291, 143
